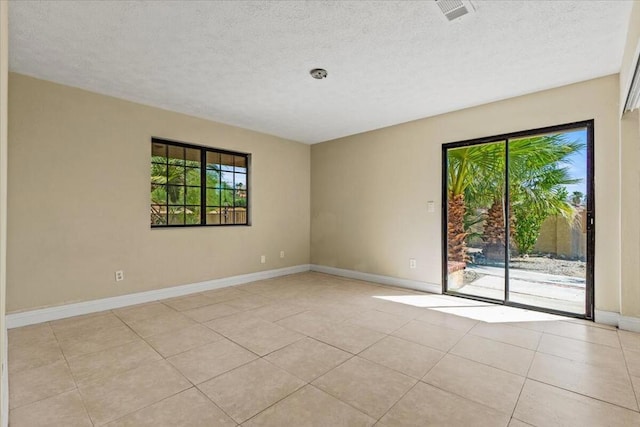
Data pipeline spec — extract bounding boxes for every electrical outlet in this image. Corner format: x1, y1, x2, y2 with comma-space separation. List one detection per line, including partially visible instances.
427, 201, 435, 213
409, 259, 417, 269
115, 270, 124, 282
260, 255, 266, 264
280, 251, 285, 258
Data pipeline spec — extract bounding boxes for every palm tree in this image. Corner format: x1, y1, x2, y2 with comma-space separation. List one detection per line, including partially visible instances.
571, 191, 584, 206
150, 158, 186, 224
446, 143, 504, 262
482, 135, 582, 256
446, 134, 583, 262
151, 158, 186, 204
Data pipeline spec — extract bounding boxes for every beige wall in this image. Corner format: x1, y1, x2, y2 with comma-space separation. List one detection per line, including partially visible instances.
620, 110, 640, 317
6, 4, 638, 322
620, 1, 640, 318
7, 74, 310, 312
311, 75, 621, 313
0, 1, 7, 423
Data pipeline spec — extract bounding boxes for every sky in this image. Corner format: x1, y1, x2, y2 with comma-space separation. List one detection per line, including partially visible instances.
559, 129, 587, 202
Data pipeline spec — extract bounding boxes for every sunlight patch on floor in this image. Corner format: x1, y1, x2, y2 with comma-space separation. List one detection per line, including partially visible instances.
432, 305, 565, 323
374, 294, 566, 323
373, 294, 490, 308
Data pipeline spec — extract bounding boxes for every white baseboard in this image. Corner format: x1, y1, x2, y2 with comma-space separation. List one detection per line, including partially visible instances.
620, 315, 640, 333
6, 264, 311, 329
594, 310, 620, 327
594, 310, 640, 332
310, 264, 442, 294
311, 267, 640, 331
2, 327, 7, 427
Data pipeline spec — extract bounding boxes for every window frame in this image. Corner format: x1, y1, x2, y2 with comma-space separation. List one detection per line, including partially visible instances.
440, 119, 595, 320
150, 137, 251, 228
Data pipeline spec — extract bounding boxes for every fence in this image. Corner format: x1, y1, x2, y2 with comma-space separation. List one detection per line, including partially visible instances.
533, 209, 586, 260
206, 208, 247, 225
151, 205, 247, 225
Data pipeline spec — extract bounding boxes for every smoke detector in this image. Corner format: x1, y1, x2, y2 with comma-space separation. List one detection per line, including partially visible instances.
435, 0, 476, 22
310, 68, 328, 80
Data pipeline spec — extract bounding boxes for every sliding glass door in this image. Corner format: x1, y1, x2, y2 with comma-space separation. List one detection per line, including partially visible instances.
445, 140, 507, 302
442, 121, 594, 318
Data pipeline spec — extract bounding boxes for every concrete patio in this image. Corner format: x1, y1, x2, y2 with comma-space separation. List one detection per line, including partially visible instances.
453, 265, 586, 314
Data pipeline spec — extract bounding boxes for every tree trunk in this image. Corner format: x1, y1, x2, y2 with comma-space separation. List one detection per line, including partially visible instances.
484, 200, 505, 245
483, 198, 516, 261
447, 193, 468, 263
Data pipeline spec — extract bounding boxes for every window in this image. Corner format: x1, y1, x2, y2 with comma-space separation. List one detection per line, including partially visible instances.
150, 138, 249, 227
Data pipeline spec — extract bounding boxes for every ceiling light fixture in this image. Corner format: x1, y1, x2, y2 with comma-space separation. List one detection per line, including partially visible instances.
310, 68, 328, 79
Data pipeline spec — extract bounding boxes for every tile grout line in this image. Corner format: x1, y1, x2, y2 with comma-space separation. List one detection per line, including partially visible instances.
306, 355, 389, 421
373, 379, 421, 424
618, 330, 640, 413
356, 337, 447, 381
116, 302, 229, 361
9, 272, 640, 425
419, 316, 514, 420
83, 309, 172, 425
160, 360, 242, 424
293, 327, 410, 420
508, 320, 545, 422
442, 348, 529, 379
143, 329, 223, 359
69, 308, 188, 425
102, 386, 209, 426
467, 324, 543, 351
191, 361, 257, 423
98, 368, 194, 424
377, 313, 502, 424
227, 358, 309, 425
8, 275, 406, 423
179, 307, 344, 425
193, 316, 371, 426
7, 319, 133, 424
419, 380, 514, 420
541, 330, 622, 349
536, 330, 626, 350
534, 345, 629, 372
522, 328, 640, 413
95, 307, 241, 426
239, 382, 357, 426
49, 321, 96, 426
197, 313, 299, 359
524, 376, 640, 413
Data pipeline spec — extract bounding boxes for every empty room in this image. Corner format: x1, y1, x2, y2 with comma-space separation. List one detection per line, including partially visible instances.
2, 0, 640, 426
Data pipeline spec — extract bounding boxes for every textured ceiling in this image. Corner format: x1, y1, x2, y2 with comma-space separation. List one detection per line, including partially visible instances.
9, 1, 634, 143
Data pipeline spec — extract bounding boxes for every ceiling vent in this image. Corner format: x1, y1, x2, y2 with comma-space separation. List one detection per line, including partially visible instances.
435, 0, 475, 22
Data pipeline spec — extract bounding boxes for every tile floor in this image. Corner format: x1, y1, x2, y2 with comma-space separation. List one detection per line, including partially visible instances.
7, 272, 640, 426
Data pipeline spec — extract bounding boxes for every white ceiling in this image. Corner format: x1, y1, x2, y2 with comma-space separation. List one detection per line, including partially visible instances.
9, 1, 634, 144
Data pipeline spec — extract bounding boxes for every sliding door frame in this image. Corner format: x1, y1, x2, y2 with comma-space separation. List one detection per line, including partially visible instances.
441, 120, 595, 320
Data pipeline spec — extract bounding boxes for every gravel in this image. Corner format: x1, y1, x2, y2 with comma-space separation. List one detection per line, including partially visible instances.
508, 256, 586, 278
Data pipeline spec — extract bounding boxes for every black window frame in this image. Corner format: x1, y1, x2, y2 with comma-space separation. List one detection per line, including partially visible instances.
440, 119, 595, 320
150, 137, 251, 228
